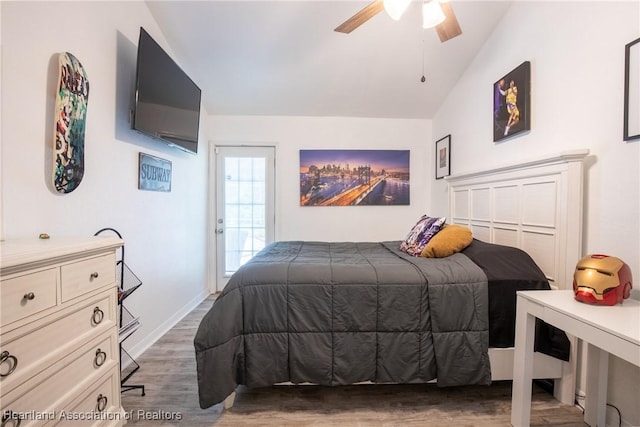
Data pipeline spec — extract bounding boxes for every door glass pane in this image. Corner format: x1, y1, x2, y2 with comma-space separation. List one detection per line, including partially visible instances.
252, 183, 265, 204
225, 204, 239, 227
238, 205, 253, 227
253, 205, 265, 227
225, 180, 238, 204
253, 159, 266, 182
224, 156, 267, 276
238, 181, 253, 204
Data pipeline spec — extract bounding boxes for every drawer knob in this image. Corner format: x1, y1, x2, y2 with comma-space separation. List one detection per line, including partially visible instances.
1, 410, 22, 427
22, 292, 35, 301
94, 348, 107, 367
90, 272, 99, 280
96, 394, 108, 412
92, 307, 105, 325
0, 351, 18, 377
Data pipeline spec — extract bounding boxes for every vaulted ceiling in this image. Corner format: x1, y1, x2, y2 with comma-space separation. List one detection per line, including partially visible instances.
146, 1, 512, 119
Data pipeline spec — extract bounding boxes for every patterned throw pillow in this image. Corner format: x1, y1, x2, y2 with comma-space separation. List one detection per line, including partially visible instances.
400, 215, 447, 256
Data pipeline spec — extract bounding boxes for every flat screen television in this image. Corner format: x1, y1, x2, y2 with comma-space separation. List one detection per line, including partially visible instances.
132, 27, 201, 154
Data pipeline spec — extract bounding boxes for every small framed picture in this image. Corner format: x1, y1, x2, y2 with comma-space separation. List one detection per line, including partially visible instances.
435, 135, 451, 180
493, 61, 531, 142
624, 37, 640, 141
138, 152, 172, 192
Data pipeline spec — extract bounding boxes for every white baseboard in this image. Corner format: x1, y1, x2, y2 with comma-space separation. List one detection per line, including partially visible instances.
124, 289, 210, 360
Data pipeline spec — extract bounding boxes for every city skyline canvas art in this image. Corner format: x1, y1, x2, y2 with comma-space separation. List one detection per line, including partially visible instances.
300, 149, 410, 206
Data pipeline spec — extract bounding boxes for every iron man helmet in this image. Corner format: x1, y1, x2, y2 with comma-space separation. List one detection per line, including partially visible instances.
573, 254, 632, 305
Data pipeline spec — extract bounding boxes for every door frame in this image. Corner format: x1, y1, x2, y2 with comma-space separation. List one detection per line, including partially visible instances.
207, 141, 277, 293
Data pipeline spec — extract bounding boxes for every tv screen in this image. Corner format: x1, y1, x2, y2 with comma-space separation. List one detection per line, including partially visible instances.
132, 27, 201, 154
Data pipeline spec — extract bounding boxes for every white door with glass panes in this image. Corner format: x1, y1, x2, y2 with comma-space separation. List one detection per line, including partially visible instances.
214, 146, 275, 291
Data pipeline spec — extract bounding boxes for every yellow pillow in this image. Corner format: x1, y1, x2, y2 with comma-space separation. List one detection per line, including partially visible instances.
420, 224, 473, 258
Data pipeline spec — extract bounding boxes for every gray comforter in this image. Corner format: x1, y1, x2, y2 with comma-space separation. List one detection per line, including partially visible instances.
195, 241, 491, 409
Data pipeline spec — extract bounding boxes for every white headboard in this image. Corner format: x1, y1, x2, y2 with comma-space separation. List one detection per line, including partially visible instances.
446, 150, 589, 290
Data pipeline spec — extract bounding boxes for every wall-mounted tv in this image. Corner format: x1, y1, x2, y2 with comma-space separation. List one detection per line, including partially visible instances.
132, 27, 201, 154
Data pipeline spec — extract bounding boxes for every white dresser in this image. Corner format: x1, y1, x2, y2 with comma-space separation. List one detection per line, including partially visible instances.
1, 236, 126, 427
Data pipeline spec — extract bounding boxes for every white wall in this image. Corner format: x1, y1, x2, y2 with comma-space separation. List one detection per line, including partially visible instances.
1, 1, 209, 358
433, 2, 640, 425
207, 115, 431, 243
0, 1, 3, 240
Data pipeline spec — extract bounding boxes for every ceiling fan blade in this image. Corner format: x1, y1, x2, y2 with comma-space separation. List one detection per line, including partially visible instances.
334, 0, 384, 34
435, 1, 462, 42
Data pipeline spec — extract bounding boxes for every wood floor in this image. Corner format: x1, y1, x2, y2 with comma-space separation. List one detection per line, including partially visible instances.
120, 296, 587, 427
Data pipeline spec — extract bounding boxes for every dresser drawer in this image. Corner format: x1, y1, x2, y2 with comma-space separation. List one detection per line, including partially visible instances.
0, 290, 116, 395
61, 254, 116, 302
0, 332, 118, 427
0, 268, 57, 326
57, 368, 122, 427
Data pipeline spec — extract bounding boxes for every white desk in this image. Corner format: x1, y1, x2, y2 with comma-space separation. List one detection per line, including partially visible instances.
511, 290, 640, 427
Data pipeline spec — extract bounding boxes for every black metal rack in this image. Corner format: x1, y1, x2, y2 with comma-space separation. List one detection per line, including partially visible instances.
94, 228, 145, 396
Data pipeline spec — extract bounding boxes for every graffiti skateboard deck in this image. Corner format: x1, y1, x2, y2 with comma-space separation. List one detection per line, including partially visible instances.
53, 52, 89, 193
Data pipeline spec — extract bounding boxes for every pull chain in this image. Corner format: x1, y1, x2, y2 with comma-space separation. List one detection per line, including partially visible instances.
421, 36, 426, 83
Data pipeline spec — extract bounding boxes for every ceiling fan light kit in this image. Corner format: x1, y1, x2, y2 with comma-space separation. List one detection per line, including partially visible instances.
383, 0, 412, 21
422, 0, 446, 29
334, 0, 462, 43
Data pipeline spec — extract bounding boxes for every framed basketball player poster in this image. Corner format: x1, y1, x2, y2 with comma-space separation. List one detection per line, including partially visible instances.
493, 61, 531, 142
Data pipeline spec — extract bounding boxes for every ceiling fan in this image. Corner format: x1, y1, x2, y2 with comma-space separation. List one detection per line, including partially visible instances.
334, 0, 462, 42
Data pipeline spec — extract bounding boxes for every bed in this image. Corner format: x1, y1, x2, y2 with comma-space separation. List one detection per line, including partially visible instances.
195, 149, 589, 409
